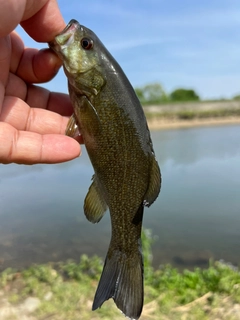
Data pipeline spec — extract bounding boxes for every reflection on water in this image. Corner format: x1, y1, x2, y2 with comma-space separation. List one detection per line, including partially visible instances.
0, 125, 240, 270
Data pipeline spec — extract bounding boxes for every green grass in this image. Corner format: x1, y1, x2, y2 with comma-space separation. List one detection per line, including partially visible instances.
0, 230, 240, 319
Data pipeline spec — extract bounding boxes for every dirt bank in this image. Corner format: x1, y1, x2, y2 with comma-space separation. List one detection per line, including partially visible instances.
144, 100, 240, 114
144, 100, 240, 130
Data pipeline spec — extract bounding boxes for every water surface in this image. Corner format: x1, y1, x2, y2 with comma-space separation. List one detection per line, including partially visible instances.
0, 125, 239, 270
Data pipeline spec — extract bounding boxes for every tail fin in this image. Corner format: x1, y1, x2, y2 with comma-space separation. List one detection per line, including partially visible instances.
92, 247, 143, 319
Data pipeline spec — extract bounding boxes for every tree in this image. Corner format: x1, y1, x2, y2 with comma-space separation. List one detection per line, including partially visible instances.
170, 88, 200, 102
135, 83, 168, 105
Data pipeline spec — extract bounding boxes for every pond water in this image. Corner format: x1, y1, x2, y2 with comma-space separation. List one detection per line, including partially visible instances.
0, 124, 239, 270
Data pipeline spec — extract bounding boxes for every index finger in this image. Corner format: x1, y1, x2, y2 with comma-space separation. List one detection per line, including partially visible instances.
0, 0, 48, 37
21, 0, 66, 42
0, 0, 66, 42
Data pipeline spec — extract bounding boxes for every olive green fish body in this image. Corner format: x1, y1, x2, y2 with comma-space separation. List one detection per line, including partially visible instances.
49, 20, 161, 319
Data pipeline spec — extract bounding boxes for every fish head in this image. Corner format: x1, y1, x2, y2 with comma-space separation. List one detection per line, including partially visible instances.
49, 19, 106, 96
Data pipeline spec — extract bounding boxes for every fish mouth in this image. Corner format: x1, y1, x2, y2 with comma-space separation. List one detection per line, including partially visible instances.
59, 19, 79, 38
49, 19, 80, 53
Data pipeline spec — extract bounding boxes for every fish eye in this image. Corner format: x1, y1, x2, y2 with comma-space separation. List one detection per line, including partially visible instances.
81, 37, 93, 50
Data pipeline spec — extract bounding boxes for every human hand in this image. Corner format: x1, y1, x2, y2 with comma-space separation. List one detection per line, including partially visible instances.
0, 0, 81, 164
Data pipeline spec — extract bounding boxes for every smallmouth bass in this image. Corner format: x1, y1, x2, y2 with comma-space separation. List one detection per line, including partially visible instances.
49, 19, 161, 320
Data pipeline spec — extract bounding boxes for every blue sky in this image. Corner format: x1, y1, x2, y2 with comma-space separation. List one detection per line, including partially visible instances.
16, 0, 240, 99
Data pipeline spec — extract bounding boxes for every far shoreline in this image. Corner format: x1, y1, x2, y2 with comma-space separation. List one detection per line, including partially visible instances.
147, 116, 240, 130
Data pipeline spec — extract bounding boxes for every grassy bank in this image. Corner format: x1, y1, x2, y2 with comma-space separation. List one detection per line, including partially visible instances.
0, 230, 240, 319
143, 100, 240, 130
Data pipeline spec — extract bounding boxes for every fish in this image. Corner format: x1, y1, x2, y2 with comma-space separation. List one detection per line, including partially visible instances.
49, 19, 161, 320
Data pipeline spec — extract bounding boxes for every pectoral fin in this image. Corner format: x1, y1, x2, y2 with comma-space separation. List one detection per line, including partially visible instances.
65, 114, 80, 138
84, 175, 108, 223
143, 157, 161, 207
74, 95, 101, 137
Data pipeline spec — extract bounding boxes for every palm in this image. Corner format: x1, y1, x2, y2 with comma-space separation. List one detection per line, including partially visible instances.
0, 31, 81, 164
